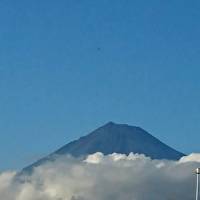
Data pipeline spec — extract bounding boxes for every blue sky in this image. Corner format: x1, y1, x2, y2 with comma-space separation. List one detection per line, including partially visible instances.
0, 0, 200, 170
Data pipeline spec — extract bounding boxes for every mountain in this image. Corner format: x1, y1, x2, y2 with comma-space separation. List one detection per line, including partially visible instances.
21, 122, 185, 174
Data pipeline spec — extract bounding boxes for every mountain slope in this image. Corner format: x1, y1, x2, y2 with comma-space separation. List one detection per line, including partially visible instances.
54, 122, 184, 159
21, 122, 185, 174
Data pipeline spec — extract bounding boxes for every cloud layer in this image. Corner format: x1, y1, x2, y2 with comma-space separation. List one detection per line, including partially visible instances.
0, 153, 200, 200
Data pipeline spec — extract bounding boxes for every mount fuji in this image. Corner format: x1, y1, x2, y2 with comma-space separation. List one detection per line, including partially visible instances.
21, 122, 185, 174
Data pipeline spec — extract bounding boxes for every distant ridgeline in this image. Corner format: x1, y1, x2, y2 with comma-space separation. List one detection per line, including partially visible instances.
20, 122, 185, 175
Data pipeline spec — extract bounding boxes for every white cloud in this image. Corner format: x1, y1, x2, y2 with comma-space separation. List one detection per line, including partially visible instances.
0, 153, 200, 200
179, 153, 200, 163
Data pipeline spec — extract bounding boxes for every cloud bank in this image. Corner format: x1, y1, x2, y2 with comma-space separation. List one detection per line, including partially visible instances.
0, 153, 200, 200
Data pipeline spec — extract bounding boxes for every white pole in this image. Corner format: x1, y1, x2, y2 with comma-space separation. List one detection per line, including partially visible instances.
196, 168, 200, 200
196, 173, 199, 200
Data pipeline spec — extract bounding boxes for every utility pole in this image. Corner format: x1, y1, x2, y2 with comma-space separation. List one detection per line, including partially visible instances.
196, 168, 200, 200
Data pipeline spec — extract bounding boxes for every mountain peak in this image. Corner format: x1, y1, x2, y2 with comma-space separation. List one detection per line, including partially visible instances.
54, 122, 184, 160
104, 121, 116, 126
102, 121, 137, 129
21, 122, 185, 175
97, 121, 145, 136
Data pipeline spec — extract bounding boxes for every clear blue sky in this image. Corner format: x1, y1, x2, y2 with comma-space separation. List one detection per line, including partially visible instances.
0, 0, 200, 170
